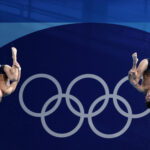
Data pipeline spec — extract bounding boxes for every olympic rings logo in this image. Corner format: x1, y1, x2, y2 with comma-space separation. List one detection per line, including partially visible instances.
19, 73, 150, 139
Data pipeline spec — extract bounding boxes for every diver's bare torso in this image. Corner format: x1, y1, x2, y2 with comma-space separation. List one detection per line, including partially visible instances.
0, 75, 10, 96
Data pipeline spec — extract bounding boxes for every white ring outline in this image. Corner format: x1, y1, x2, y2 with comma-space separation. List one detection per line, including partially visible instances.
113, 76, 150, 119
19, 74, 62, 117
18, 73, 149, 138
41, 94, 85, 138
66, 74, 110, 118
88, 94, 132, 138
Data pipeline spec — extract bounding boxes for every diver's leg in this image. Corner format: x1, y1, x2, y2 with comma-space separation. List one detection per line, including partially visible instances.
3, 81, 18, 96
136, 59, 148, 80
132, 52, 148, 76
128, 52, 138, 81
129, 53, 148, 83
132, 52, 138, 70
3, 65, 15, 80
4, 47, 20, 81
11, 47, 17, 65
11, 47, 21, 69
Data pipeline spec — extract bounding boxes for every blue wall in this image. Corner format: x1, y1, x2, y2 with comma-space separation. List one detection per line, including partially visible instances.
0, 1, 150, 150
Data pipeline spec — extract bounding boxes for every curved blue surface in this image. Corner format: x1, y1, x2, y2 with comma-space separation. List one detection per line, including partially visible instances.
1, 22, 150, 47
0, 23, 150, 150
1, 0, 150, 47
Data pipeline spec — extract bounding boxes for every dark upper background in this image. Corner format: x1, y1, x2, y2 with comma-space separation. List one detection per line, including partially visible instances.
0, 0, 150, 22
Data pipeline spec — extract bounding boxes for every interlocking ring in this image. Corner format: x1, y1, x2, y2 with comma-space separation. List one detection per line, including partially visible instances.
19, 73, 150, 139
41, 94, 84, 138
88, 94, 132, 138
113, 76, 150, 118
19, 74, 62, 117
66, 74, 110, 118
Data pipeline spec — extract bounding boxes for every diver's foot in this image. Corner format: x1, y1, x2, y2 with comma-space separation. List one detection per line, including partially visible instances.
11, 47, 17, 60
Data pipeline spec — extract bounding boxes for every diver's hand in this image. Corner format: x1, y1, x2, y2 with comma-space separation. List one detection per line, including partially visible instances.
128, 69, 137, 81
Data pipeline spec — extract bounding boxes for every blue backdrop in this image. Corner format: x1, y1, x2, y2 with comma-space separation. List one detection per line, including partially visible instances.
0, 1, 150, 150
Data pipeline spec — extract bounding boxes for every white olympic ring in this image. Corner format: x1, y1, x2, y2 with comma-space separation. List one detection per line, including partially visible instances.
19, 74, 63, 117
19, 73, 150, 139
66, 74, 110, 118
113, 76, 150, 118
41, 94, 85, 138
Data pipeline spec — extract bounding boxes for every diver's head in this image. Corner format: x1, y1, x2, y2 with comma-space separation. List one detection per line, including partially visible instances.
145, 89, 150, 108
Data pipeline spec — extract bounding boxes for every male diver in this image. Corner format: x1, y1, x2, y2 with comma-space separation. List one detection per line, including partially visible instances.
128, 52, 150, 108
0, 47, 21, 102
